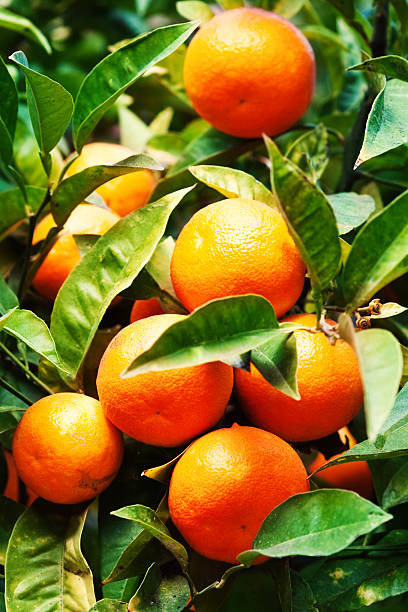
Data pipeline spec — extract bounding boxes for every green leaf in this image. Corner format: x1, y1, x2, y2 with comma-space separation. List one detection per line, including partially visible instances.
381, 461, 408, 509
301, 24, 350, 52
5, 501, 96, 611
50, 188, 191, 381
327, 192, 375, 235
123, 295, 286, 377
3, 309, 62, 369
0, 186, 45, 241
73, 22, 198, 152
326, 0, 372, 42
356, 80, 408, 167
9, 51, 73, 156
285, 125, 329, 183
265, 137, 341, 291
217, 0, 244, 8
112, 505, 188, 572
0, 496, 24, 565
348, 55, 408, 82
128, 563, 190, 612
372, 302, 408, 319
176, 1, 214, 24
149, 108, 174, 135
0, 57, 18, 165
252, 0, 305, 18
189, 165, 277, 208
342, 190, 408, 310
0, 9, 51, 54
238, 490, 392, 565
0, 275, 18, 314
51, 154, 163, 226
0, 411, 19, 435
89, 601, 127, 612
118, 105, 152, 152
291, 570, 318, 612
251, 333, 299, 400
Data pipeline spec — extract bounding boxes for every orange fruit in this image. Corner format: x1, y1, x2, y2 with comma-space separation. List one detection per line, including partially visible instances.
130, 298, 164, 324
3, 450, 19, 503
65, 142, 157, 217
32, 204, 119, 301
183, 7, 315, 138
309, 427, 374, 499
168, 424, 309, 564
170, 199, 305, 317
96, 314, 233, 447
235, 314, 363, 442
12, 393, 124, 505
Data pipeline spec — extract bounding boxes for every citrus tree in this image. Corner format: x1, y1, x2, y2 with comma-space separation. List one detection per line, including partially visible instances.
0, 0, 408, 610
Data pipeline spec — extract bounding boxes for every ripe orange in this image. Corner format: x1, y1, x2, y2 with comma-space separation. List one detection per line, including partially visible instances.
32, 204, 119, 301
309, 427, 374, 499
170, 199, 305, 316
65, 142, 157, 217
130, 298, 164, 324
168, 424, 309, 564
96, 314, 233, 447
183, 7, 315, 138
235, 314, 363, 442
3, 450, 19, 503
12, 393, 124, 505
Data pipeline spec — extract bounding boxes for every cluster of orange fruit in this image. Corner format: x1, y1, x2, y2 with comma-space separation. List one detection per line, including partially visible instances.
8, 7, 372, 566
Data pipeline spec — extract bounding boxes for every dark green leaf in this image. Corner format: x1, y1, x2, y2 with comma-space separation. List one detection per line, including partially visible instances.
51, 154, 163, 226
348, 55, 408, 82
0, 275, 18, 314
291, 570, 318, 612
0, 412, 19, 435
356, 80, 408, 167
0, 9, 51, 54
176, 1, 214, 23
9, 51, 73, 155
5, 501, 96, 611
251, 333, 299, 400
189, 164, 277, 207
0, 496, 24, 565
51, 188, 191, 381
301, 24, 350, 52
266, 137, 341, 291
326, 0, 372, 41
0, 57, 18, 165
73, 22, 198, 152
0, 186, 46, 241
123, 295, 285, 377
342, 190, 408, 310
327, 192, 375, 235
238, 490, 391, 565
285, 125, 329, 183
382, 461, 408, 509
128, 563, 190, 611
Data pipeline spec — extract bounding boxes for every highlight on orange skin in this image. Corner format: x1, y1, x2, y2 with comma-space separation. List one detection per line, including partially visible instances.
130, 298, 164, 324
65, 142, 157, 217
309, 427, 374, 500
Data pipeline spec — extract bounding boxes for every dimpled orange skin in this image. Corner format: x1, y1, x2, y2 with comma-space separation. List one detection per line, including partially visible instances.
170, 199, 305, 316
96, 314, 234, 447
32, 204, 120, 301
309, 427, 374, 499
130, 298, 164, 324
183, 8, 315, 138
12, 393, 124, 505
235, 314, 364, 442
168, 424, 309, 564
65, 143, 157, 217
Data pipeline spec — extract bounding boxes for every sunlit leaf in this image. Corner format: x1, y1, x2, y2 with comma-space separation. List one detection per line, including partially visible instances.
327, 192, 375, 234
348, 55, 408, 82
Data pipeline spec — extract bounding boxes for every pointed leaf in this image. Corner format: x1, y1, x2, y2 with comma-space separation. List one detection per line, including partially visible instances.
251, 333, 299, 399
266, 137, 341, 291
73, 22, 198, 152
0, 275, 18, 314
51, 154, 163, 226
371, 302, 407, 319
177, 1, 214, 23
189, 164, 277, 208
51, 188, 192, 380
9, 51, 73, 155
0, 9, 51, 54
0, 56, 18, 165
327, 192, 375, 235
342, 190, 408, 310
0, 186, 46, 241
128, 563, 190, 612
382, 462, 408, 510
238, 490, 392, 565
348, 55, 408, 82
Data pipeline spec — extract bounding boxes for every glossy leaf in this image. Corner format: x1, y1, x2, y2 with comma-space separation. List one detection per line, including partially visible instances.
89, 601, 127, 612
251, 333, 299, 399
285, 124, 329, 183
348, 55, 408, 82
342, 190, 408, 310
123, 295, 285, 377
238, 490, 392, 565
73, 22, 198, 152
176, 1, 214, 23
189, 164, 277, 208
382, 461, 408, 509
5, 501, 96, 611
9, 51, 73, 155
0, 9, 51, 54
0, 275, 18, 314
128, 563, 190, 611
143, 448, 189, 484
51, 154, 163, 226
327, 192, 375, 235
0, 56, 18, 165
112, 505, 188, 571
50, 188, 192, 380
266, 137, 341, 291
356, 80, 408, 167
0, 186, 46, 241
0, 496, 24, 564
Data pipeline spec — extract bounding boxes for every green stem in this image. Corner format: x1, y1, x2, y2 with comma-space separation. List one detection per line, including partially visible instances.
0, 341, 54, 396
0, 376, 32, 405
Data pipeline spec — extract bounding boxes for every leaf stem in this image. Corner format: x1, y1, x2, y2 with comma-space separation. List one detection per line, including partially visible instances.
0, 341, 54, 396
